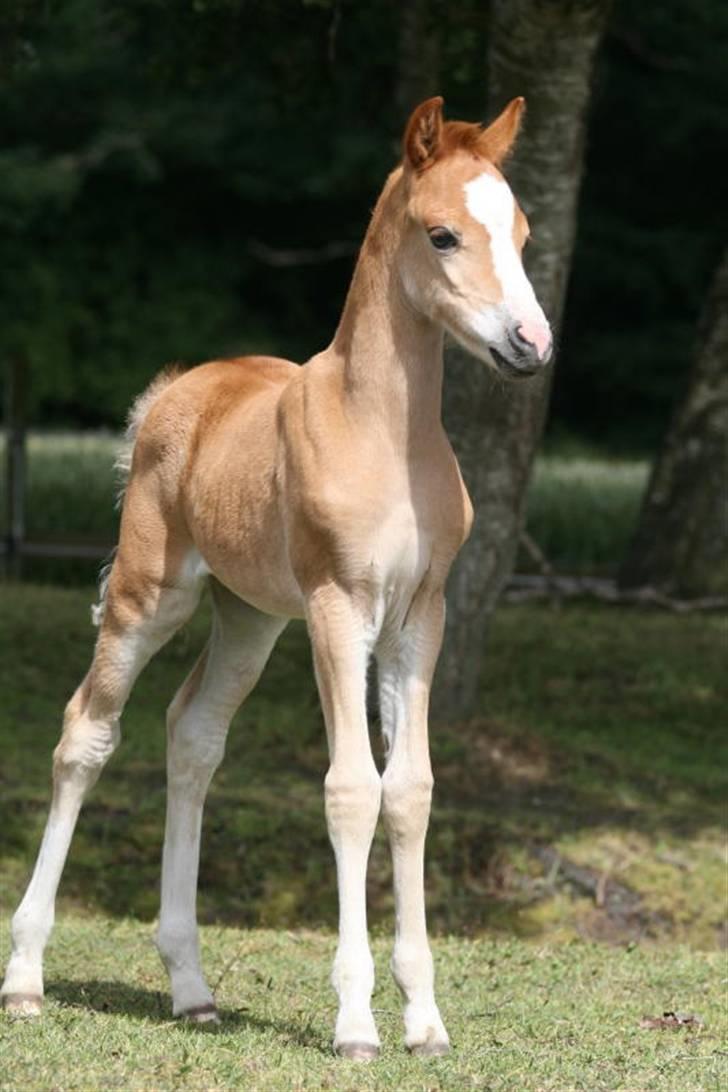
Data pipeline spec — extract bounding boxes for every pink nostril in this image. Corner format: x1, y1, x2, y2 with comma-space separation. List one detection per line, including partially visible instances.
516, 321, 552, 360
513, 325, 533, 347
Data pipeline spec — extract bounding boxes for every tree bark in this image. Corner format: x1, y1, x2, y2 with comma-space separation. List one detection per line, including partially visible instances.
619, 246, 728, 597
395, 0, 440, 128
434, 0, 612, 720
393, 0, 441, 123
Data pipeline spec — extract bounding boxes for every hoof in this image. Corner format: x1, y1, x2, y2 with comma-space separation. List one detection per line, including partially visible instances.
178, 1003, 220, 1025
335, 1040, 380, 1062
2, 993, 43, 1018
410, 1039, 450, 1058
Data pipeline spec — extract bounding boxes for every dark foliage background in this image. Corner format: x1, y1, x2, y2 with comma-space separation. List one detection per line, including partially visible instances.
1, 0, 725, 448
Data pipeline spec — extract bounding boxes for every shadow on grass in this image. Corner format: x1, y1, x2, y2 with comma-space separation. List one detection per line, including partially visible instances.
2, 589, 726, 945
45, 978, 330, 1052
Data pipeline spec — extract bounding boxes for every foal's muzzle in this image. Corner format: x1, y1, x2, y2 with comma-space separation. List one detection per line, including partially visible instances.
490, 322, 553, 378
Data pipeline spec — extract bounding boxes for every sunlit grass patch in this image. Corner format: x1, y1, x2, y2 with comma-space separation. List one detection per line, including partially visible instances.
540, 828, 727, 948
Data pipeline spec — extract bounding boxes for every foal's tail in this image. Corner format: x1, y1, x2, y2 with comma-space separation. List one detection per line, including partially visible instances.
114, 365, 184, 505
91, 365, 183, 626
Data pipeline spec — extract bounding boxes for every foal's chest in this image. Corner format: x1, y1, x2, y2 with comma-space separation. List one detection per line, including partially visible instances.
367, 499, 429, 587
341, 483, 461, 629
341, 501, 429, 634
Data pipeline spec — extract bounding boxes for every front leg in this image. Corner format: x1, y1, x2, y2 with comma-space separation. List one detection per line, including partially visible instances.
377, 587, 450, 1056
307, 586, 382, 1060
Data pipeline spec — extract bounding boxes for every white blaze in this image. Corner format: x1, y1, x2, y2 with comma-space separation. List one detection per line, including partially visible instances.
464, 172, 550, 356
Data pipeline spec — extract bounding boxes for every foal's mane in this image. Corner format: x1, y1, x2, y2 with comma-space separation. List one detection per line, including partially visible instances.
439, 121, 492, 157
421, 121, 512, 170
404, 96, 525, 174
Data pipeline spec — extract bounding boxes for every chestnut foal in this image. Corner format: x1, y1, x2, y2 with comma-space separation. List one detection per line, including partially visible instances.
2, 97, 551, 1058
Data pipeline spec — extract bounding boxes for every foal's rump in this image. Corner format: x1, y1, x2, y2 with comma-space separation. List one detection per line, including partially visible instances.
114, 355, 303, 618
124, 355, 299, 503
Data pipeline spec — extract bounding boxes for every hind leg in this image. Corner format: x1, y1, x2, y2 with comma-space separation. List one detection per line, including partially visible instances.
156, 580, 286, 1021
1, 558, 203, 1015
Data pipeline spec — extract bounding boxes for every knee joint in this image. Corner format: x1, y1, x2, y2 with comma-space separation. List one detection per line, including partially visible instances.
381, 771, 433, 835
325, 768, 381, 826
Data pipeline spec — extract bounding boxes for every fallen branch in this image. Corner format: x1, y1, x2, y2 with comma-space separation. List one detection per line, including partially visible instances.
505, 572, 728, 613
519, 530, 561, 606
247, 239, 357, 267
531, 845, 669, 934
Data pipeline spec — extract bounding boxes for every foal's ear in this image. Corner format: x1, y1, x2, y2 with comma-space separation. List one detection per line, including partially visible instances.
480, 97, 525, 166
404, 96, 444, 171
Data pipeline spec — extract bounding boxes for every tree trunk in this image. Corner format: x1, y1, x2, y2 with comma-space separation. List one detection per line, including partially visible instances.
393, 0, 440, 122
434, 0, 612, 720
619, 247, 728, 597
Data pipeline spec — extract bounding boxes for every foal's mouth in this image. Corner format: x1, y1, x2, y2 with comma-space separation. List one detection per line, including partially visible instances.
488, 345, 541, 379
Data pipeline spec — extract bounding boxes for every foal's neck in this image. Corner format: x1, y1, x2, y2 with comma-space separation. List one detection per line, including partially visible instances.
329, 170, 444, 448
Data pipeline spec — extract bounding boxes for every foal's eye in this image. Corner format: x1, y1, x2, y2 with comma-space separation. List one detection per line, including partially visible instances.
428, 227, 459, 253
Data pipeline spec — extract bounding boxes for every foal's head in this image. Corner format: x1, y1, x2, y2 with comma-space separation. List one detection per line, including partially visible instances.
398, 96, 552, 378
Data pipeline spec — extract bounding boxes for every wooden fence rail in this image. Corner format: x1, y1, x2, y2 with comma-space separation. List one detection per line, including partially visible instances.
4, 357, 27, 578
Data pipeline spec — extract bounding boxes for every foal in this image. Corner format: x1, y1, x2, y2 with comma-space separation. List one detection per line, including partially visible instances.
2, 97, 551, 1058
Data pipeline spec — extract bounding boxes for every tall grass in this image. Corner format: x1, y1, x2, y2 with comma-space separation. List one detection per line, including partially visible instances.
524, 455, 648, 574
24, 432, 120, 540
0, 433, 649, 580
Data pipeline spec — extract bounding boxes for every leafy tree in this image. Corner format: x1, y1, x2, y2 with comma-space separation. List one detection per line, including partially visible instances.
0, 0, 403, 421
0, 0, 725, 448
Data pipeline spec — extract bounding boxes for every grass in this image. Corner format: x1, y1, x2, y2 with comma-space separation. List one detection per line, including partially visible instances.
22, 431, 121, 541
524, 454, 648, 575
0, 432, 649, 580
1, 923, 725, 1091
0, 584, 726, 1087
1, 586, 725, 942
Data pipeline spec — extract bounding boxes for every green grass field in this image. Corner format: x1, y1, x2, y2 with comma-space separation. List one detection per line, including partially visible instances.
1, 584, 726, 1089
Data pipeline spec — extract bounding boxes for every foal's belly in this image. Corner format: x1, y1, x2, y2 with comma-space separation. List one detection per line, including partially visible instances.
183, 410, 306, 620
212, 553, 305, 619
192, 504, 306, 620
